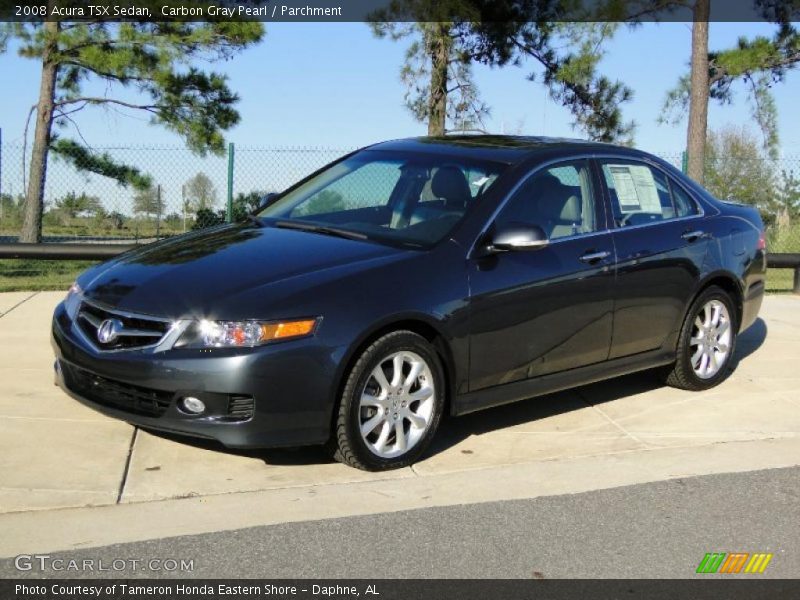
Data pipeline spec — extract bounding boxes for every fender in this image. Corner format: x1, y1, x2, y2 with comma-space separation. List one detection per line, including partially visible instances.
329, 310, 466, 419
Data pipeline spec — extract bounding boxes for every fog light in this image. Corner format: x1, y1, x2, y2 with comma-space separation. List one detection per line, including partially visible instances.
180, 396, 206, 415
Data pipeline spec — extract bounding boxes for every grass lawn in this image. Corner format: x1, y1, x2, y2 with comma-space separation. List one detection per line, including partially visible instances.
766, 268, 797, 294
0, 259, 98, 293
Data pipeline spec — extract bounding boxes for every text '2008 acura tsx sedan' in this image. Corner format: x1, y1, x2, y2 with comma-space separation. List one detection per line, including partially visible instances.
52, 136, 766, 470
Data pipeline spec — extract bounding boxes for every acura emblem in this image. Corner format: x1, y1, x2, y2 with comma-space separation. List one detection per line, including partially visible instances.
97, 318, 124, 344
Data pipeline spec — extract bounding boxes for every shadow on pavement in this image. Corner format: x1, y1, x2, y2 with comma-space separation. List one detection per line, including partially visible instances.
143, 317, 768, 467
731, 317, 767, 367
138, 428, 335, 466
431, 317, 768, 457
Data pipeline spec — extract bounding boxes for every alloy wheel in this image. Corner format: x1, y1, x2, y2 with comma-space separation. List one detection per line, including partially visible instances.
358, 351, 436, 458
689, 299, 732, 380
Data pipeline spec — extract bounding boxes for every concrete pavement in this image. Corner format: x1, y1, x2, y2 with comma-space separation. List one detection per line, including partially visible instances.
4, 466, 798, 578
0, 291, 798, 557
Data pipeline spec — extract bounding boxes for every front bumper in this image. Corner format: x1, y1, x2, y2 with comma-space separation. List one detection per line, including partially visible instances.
52, 302, 337, 448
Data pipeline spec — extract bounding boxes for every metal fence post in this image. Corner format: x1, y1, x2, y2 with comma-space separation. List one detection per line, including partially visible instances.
681, 150, 688, 174
156, 184, 162, 238
794, 266, 800, 295
226, 142, 235, 223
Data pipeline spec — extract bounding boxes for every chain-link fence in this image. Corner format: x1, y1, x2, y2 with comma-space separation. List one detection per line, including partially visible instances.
1, 143, 799, 291
658, 152, 800, 255
0, 143, 353, 243
0, 143, 354, 290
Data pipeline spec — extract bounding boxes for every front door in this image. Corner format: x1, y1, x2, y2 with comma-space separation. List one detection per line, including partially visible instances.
467, 159, 615, 392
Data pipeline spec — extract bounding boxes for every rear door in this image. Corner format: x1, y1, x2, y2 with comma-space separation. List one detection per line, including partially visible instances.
596, 158, 709, 358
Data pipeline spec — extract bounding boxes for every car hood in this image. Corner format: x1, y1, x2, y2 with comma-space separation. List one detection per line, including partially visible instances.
80, 223, 405, 319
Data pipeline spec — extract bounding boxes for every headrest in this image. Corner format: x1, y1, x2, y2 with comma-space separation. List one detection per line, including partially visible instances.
431, 166, 471, 207
537, 173, 563, 191
560, 195, 582, 222
535, 174, 570, 220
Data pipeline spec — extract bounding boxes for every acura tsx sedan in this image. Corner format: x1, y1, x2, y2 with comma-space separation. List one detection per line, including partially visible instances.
52, 136, 766, 470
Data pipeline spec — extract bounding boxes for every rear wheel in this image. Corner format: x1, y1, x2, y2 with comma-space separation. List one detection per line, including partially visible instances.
330, 331, 445, 470
664, 286, 737, 391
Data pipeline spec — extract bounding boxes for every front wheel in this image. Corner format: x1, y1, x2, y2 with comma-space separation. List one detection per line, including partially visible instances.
664, 286, 738, 391
330, 331, 445, 471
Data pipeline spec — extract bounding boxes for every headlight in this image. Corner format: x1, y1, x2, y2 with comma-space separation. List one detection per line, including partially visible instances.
64, 282, 82, 320
176, 318, 319, 348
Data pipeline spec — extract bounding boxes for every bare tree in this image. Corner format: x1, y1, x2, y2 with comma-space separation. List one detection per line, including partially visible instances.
184, 173, 219, 212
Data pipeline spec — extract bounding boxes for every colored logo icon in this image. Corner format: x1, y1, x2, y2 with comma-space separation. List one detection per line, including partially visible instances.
697, 552, 773, 574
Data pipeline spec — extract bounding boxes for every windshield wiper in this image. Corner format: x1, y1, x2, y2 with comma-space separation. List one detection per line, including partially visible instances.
274, 220, 368, 241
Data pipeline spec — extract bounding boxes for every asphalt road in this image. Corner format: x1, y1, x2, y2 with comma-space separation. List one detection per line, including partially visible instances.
3, 466, 798, 579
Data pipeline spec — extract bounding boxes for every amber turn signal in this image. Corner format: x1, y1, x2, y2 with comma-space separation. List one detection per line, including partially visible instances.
260, 319, 318, 341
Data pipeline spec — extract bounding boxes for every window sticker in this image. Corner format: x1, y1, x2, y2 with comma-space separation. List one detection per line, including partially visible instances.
608, 165, 662, 214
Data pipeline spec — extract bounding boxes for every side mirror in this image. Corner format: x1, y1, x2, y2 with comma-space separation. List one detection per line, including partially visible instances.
490, 223, 549, 252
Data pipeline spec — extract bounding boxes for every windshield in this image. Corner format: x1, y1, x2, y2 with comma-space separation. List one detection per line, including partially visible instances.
257, 150, 507, 247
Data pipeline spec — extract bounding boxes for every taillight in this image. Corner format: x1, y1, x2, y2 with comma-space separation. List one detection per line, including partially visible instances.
758, 231, 767, 251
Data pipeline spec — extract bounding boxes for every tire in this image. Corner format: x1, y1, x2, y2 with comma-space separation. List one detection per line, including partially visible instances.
664, 285, 738, 391
330, 331, 445, 471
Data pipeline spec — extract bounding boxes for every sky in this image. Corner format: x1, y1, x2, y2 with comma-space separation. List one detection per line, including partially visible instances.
0, 20, 799, 214
1, 21, 799, 155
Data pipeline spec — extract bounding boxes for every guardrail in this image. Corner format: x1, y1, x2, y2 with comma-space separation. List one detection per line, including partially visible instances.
766, 253, 800, 294
1, 244, 799, 294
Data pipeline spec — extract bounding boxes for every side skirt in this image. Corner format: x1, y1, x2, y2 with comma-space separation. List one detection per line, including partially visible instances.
453, 349, 675, 416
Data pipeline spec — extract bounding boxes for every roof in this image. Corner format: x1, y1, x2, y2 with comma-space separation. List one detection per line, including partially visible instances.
368, 135, 622, 164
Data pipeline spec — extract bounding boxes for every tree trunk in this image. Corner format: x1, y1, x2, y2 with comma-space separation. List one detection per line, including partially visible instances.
20, 19, 59, 243
686, 0, 710, 184
427, 23, 451, 137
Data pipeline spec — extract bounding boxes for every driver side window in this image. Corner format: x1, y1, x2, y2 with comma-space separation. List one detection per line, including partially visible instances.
494, 160, 597, 241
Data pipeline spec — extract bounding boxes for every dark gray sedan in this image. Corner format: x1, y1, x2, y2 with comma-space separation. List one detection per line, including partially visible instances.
52, 136, 766, 470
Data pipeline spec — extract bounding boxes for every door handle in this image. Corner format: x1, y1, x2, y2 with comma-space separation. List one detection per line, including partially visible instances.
681, 230, 705, 242
578, 250, 611, 264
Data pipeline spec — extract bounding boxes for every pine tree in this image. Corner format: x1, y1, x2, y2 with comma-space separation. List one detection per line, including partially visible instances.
661, 1, 800, 182
371, 2, 633, 141
2, 9, 263, 241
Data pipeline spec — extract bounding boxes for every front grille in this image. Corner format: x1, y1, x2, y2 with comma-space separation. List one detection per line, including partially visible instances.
77, 301, 170, 350
63, 363, 172, 417
227, 395, 255, 420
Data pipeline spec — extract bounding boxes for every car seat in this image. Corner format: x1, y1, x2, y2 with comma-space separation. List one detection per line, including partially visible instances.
409, 166, 471, 225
